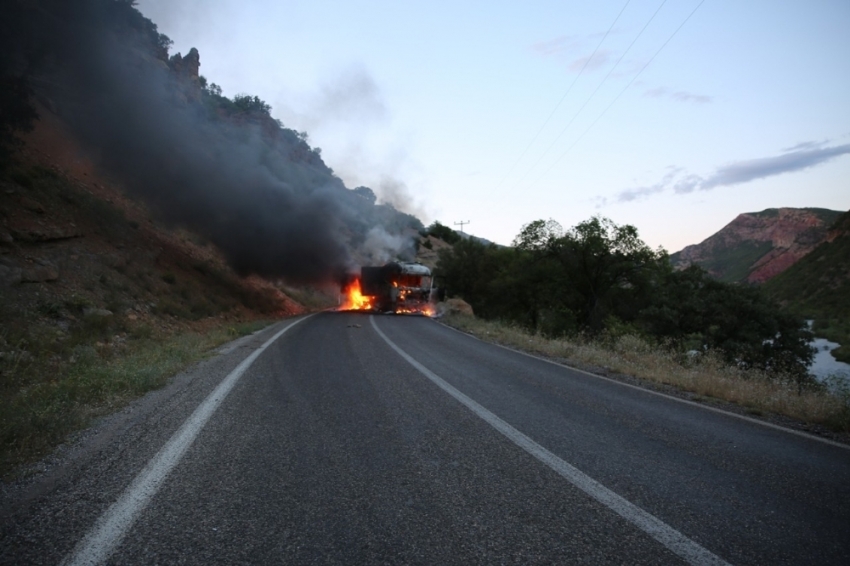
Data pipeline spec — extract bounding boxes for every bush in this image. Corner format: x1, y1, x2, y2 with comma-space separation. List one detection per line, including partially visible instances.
427, 221, 461, 244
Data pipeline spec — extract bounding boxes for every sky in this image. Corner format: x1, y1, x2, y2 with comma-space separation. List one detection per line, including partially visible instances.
135, 0, 850, 252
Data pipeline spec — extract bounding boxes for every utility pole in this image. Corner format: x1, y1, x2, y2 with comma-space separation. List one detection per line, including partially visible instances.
454, 220, 470, 233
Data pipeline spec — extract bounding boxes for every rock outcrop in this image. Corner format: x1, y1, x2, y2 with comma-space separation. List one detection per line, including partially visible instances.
168, 47, 202, 102
168, 47, 200, 82
21, 259, 59, 283
671, 208, 844, 283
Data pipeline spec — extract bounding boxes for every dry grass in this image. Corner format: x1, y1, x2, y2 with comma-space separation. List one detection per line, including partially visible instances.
441, 313, 850, 433
0, 162, 295, 479
0, 319, 273, 479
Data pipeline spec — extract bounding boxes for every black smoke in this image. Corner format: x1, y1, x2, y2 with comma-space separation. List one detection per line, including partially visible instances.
2, 0, 420, 283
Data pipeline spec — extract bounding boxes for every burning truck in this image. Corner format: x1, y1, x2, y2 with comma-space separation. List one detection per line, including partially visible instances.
339, 262, 437, 315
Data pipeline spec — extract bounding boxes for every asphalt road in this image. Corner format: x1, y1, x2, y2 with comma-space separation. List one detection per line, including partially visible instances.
2, 312, 849, 565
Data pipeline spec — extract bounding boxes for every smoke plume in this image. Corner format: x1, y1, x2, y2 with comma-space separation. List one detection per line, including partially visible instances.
5, 0, 420, 283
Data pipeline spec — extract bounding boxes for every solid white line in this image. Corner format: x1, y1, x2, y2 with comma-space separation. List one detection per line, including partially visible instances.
61, 315, 313, 566
436, 320, 850, 451
371, 316, 730, 566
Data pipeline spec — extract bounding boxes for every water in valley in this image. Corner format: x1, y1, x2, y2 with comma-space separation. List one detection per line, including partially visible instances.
808, 337, 850, 390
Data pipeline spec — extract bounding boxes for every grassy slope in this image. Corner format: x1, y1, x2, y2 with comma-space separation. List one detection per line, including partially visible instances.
0, 162, 311, 478
0, 316, 272, 478
700, 240, 774, 283
764, 211, 850, 361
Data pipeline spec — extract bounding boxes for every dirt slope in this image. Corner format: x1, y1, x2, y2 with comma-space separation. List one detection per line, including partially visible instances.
2, 102, 304, 330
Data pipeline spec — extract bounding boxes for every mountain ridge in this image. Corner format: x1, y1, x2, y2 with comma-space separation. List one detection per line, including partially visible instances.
671, 207, 843, 283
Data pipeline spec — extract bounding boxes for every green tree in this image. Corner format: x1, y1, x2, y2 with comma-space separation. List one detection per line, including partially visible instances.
231, 94, 272, 117
512, 218, 563, 252
558, 216, 666, 331
639, 265, 815, 380
428, 221, 461, 244
508, 219, 573, 332
440, 216, 665, 335
517, 216, 665, 333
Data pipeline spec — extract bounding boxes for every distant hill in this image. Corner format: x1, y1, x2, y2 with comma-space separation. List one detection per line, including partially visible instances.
763, 211, 850, 361
415, 224, 497, 270
670, 208, 843, 283
457, 231, 495, 247
416, 235, 453, 269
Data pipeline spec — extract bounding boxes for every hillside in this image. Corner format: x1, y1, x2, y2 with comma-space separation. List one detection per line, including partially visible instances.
1, 0, 422, 284
0, 0, 424, 475
670, 208, 843, 283
763, 211, 850, 362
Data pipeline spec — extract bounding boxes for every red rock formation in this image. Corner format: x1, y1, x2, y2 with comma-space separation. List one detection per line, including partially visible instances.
748, 246, 808, 283
672, 208, 843, 283
167, 48, 202, 102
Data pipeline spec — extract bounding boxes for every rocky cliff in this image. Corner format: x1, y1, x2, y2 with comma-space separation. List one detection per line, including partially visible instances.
671, 208, 844, 283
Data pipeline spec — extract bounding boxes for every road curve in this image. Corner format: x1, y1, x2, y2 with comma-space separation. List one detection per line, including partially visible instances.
2, 312, 849, 565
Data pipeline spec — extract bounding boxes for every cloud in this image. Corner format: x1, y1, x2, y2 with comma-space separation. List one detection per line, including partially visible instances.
672, 174, 703, 194
614, 167, 681, 203
606, 143, 850, 205
615, 184, 665, 202
568, 49, 613, 72
671, 91, 713, 104
643, 87, 713, 104
531, 33, 619, 73
643, 87, 667, 98
701, 144, 850, 189
782, 139, 828, 152
531, 35, 580, 57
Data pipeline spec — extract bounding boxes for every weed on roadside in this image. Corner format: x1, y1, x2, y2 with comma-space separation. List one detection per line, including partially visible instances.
440, 313, 850, 434
0, 316, 274, 479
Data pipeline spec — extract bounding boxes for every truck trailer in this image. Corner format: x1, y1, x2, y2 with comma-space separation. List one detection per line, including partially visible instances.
341, 262, 436, 314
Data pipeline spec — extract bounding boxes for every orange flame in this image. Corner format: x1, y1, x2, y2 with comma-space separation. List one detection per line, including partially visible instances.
338, 278, 375, 311
396, 304, 436, 317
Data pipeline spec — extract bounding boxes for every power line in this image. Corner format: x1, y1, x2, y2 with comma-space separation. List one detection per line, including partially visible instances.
528, 0, 706, 189
491, 0, 632, 194
512, 0, 669, 192
454, 220, 471, 233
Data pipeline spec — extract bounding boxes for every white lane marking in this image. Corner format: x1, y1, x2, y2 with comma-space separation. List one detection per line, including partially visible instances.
371, 316, 730, 566
437, 320, 850, 451
61, 315, 313, 566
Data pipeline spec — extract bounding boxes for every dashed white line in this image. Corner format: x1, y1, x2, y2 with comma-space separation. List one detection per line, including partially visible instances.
61, 315, 312, 566
371, 315, 731, 566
